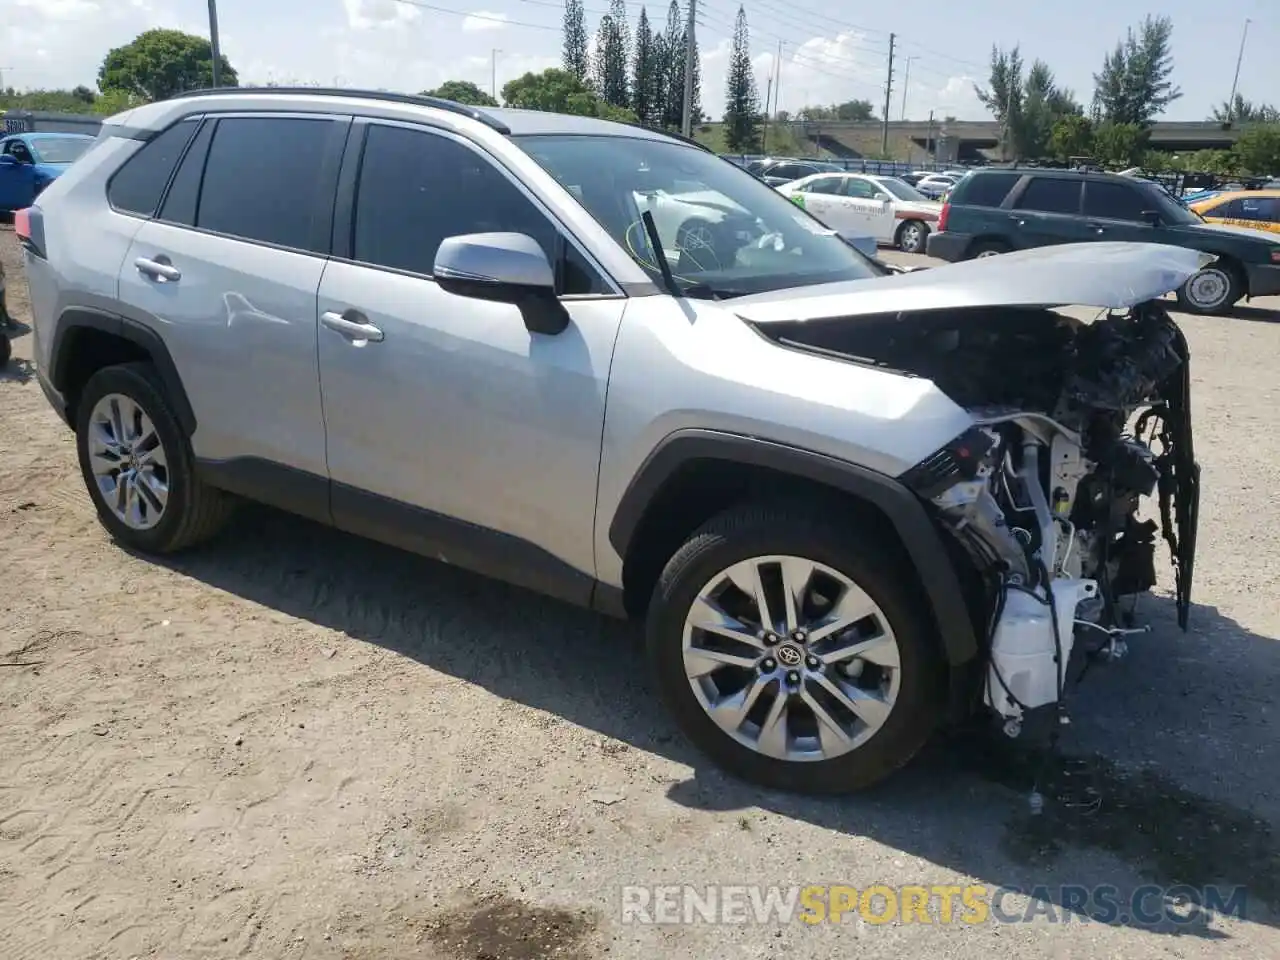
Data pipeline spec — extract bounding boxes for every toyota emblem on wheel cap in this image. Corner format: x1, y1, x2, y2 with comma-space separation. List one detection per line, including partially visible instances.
776, 644, 803, 667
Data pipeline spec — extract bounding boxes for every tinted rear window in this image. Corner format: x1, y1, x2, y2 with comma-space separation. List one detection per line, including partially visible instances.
195, 117, 336, 251
1017, 177, 1082, 215
952, 172, 1019, 207
107, 118, 199, 216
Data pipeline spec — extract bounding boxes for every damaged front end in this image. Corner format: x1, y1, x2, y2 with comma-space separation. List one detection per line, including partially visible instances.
748, 285, 1200, 734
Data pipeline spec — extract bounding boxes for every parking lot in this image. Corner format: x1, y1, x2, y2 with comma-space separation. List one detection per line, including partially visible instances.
2, 223, 1279, 959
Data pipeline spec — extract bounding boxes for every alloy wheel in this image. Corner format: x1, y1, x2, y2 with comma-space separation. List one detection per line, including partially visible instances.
1185, 268, 1230, 311
680, 554, 901, 763
87, 393, 170, 530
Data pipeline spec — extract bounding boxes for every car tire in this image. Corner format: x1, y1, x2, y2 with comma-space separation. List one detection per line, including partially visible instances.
968, 239, 1010, 259
75, 362, 234, 554
0, 334, 10, 368
1176, 262, 1243, 315
896, 220, 929, 254
645, 501, 947, 795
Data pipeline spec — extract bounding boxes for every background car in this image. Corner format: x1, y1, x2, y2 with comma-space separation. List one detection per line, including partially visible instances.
0, 132, 95, 212
1189, 190, 1280, 235
777, 172, 942, 253
913, 173, 958, 199
926, 168, 1280, 314
745, 157, 845, 187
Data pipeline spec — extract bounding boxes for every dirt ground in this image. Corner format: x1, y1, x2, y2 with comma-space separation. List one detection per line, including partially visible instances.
2, 225, 1279, 960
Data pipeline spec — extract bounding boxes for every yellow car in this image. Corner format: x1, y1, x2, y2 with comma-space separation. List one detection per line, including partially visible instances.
1189, 189, 1280, 234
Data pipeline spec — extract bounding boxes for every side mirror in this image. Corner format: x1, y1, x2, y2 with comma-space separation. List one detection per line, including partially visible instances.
0, 155, 17, 167
874, 192, 891, 202
1142, 210, 1162, 226
433, 232, 568, 335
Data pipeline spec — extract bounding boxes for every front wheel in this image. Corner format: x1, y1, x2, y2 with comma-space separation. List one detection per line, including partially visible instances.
646, 502, 946, 794
1176, 263, 1243, 315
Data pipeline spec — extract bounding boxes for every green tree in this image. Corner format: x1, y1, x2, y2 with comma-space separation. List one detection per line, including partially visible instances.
420, 80, 498, 107
1232, 125, 1280, 175
1092, 121, 1147, 167
0, 88, 99, 113
592, 0, 631, 109
722, 6, 760, 152
99, 29, 238, 101
1091, 15, 1180, 128
91, 89, 140, 116
797, 100, 875, 121
1048, 114, 1094, 159
974, 45, 1024, 159
976, 46, 1079, 159
71, 85, 96, 104
502, 68, 636, 122
1211, 95, 1280, 126
562, 0, 589, 82
631, 8, 662, 126
656, 1, 700, 130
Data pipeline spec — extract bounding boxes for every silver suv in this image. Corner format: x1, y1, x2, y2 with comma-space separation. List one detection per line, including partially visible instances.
20, 89, 1202, 793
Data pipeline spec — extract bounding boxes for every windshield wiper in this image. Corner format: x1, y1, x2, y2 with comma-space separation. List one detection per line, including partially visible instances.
640, 210, 680, 297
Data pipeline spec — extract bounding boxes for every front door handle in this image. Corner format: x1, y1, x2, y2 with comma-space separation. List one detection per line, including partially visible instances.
135, 256, 181, 282
1008, 215, 1028, 227
1085, 222, 1107, 235
321, 309, 384, 343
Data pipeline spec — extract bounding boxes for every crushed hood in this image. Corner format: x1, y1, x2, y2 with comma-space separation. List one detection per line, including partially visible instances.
734, 241, 1213, 324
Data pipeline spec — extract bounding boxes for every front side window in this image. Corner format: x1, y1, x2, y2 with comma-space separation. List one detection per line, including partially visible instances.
1082, 181, 1148, 221
351, 123, 604, 295
196, 116, 336, 250
517, 134, 884, 299
874, 177, 929, 202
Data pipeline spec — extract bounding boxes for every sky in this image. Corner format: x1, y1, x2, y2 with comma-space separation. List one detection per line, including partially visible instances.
3, 0, 1278, 123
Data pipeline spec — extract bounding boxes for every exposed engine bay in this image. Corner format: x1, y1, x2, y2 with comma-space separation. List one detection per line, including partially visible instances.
752, 299, 1200, 730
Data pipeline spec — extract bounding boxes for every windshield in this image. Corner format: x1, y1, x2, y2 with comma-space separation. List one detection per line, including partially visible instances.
29, 136, 92, 164
516, 135, 883, 298
875, 177, 930, 202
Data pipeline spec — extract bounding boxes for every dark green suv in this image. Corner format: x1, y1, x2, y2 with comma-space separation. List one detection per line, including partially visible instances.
926, 169, 1280, 314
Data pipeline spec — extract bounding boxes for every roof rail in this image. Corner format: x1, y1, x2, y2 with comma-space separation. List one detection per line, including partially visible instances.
168, 86, 512, 135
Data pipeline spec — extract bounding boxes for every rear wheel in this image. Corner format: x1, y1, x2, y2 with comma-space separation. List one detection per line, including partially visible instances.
968, 239, 1009, 259
75, 362, 234, 553
1176, 262, 1243, 315
646, 502, 946, 794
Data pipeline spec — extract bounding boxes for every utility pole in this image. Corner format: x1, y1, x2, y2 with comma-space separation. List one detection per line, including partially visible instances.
491, 49, 502, 100
925, 109, 934, 163
881, 33, 895, 156
763, 74, 773, 153
681, 0, 698, 138
1000, 82, 1015, 160
207, 0, 222, 88
900, 56, 915, 121
1226, 18, 1251, 124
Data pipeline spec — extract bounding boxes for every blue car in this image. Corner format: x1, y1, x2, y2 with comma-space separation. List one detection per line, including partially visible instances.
0, 132, 96, 212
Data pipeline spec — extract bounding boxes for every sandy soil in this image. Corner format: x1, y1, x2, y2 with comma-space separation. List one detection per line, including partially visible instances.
2, 227, 1279, 960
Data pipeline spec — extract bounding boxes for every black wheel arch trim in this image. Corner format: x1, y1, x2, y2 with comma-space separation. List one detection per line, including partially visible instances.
50, 307, 197, 436
607, 429, 980, 665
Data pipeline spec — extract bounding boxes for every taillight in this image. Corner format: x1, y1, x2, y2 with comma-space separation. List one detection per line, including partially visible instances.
938, 201, 950, 232
14, 206, 44, 259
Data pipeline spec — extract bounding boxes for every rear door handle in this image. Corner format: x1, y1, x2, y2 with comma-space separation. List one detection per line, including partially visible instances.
1008, 215, 1028, 227
321, 309, 384, 343
1085, 222, 1107, 234
135, 256, 181, 282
